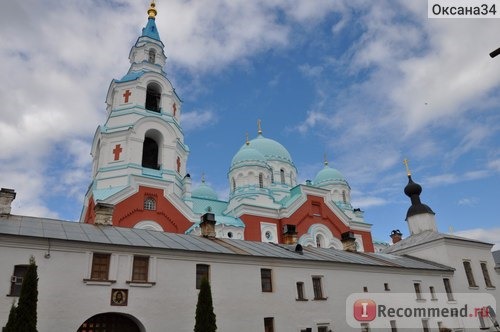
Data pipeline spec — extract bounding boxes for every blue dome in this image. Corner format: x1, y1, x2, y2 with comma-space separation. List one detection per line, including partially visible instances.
314, 164, 346, 186
231, 144, 267, 167
247, 134, 293, 164
192, 182, 218, 200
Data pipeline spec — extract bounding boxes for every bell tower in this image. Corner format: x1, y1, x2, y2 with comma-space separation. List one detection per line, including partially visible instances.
81, 2, 194, 232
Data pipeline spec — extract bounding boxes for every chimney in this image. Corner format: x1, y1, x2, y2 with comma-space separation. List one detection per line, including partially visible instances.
0, 188, 16, 215
282, 224, 297, 244
390, 229, 403, 244
94, 202, 114, 226
341, 231, 357, 252
200, 213, 216, 238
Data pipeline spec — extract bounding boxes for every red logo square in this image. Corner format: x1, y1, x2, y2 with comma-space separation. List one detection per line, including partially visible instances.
353, 299, 377, 321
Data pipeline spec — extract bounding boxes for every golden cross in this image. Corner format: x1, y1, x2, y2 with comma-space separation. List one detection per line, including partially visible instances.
257, 119, 262, 135
323, 152, 328, 166
245, 132, 249, 145
403, 158, 411, 176
201, 172, 206, 183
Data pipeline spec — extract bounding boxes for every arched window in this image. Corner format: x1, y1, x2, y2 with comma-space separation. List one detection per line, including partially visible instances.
259, 173, 264, 188
232, 178, 236, 192
270, 171, 274, 183
144, 197, 156, 210
342, 191, 347, 203
316, 234, 323, 248
145, 82, 161, 112
142, 137, 159, 169
176, 156, 181, 173
289, 173, 293, 186
280, 169, 285, 184
148, 49, 156, 63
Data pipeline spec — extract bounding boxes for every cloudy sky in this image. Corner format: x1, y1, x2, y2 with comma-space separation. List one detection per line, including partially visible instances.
1, 0, 499, 249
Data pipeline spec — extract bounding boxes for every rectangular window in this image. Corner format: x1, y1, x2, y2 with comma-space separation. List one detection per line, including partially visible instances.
132, 256, 149, 282
443, 278, 454, 301
422, 319, 429, 332
90, 253, 111, 280
429, 286, 437, 300
312, 276, 325, 300
296, 281, 306, 300
384, 283, 390, 291
463, 261, 477, 287
480, 262, 494, 288
9, 265, 29, 297
414, 282, 422, 300
363, 286, 368, 293
261, 269, 273, 292
264, 317, 274, 332
390, 320, 397, 332
196, 264, 210, 289
361, 323, 370, 332
317, 326, 328, 332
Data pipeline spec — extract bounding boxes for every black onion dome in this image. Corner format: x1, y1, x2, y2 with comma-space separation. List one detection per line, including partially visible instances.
404, 176, 435, 220
404, 176, 422, 197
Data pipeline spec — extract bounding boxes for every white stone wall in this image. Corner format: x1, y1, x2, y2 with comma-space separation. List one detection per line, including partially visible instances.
1, 234, 487, 332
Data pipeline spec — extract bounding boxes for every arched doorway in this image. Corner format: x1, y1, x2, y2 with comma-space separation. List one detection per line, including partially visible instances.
77, 312, 143, 332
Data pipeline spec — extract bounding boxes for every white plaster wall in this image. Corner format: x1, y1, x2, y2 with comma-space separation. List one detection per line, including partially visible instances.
0, 235, 493, 332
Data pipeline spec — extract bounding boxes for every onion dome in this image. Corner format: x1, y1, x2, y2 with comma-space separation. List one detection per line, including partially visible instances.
247, 134, 293, 164
313, 161, 347, 187
192, 177, 218, 200
402, 158, 434, 220
231, 144, 267, 168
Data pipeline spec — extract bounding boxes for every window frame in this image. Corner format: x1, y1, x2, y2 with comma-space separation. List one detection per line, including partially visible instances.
261, 268, 273, 292
131, 255, 149, 282
312, 276, 326, 300
413, 282, 423, 300
144, 197, 156, 211
443, 278, 454, 301
462, 260, 478, 287
480, 261, 494, 288
90, 253, 111, 281
196, 264, 210, 289
8, 265, 29, 297
264, 317, 274, 332
296, 281, 306, 301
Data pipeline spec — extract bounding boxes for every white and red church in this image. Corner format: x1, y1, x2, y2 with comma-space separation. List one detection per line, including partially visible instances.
80, 2, 374, 252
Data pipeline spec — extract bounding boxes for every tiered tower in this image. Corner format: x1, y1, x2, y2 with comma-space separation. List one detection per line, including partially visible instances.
81, 2, 194, 232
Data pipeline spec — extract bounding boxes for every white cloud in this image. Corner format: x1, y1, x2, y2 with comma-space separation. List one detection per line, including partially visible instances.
457, 197, 479, 207
181, 110, 217, 132
454, 228, 500, 251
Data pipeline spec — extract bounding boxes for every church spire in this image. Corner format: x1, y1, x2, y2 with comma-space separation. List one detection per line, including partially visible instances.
142, 1, 161, 41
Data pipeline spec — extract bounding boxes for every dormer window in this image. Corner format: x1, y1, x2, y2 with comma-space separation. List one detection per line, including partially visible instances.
148, 49, 156, 64
145, 82, 161, 112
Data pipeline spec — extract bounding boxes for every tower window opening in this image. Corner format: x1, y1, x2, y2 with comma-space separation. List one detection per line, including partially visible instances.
280, 169, 285, 184
232, 178, 236, 192
142, 137, 159, 169
259, 173, 264, 188
145, 82, 161, 112
316, 234, 323, 248
148, 49, 156, 63
342, 191, 347, 203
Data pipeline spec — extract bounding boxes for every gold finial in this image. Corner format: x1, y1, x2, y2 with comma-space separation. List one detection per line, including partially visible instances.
147, 0, 157, 18
323, 152, 328, 166
245, 132, 249, 145
201, 172, 206, 183
403, 158, 411, 176
257, 119, 262, 135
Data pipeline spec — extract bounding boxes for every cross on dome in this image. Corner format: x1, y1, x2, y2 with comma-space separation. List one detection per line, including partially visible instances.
403, 158, 411, 176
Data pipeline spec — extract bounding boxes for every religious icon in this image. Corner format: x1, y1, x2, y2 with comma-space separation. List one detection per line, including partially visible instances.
111, 289, 128, 306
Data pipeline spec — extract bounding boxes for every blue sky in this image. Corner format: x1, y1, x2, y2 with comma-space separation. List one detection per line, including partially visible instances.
0, 0, 499, 249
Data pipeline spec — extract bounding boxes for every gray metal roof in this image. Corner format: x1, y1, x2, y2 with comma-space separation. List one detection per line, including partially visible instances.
493, 250, 500, 268
382, 230, 492, 254
0, 214, 452, 271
